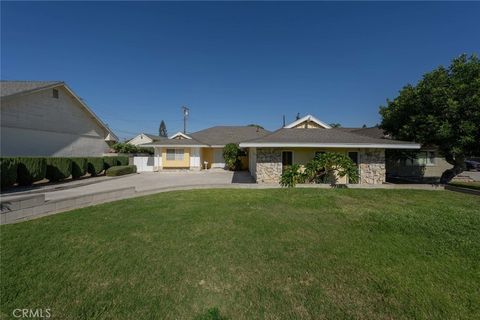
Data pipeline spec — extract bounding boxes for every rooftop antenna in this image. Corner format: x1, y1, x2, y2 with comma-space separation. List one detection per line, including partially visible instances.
181, 106, 190, 134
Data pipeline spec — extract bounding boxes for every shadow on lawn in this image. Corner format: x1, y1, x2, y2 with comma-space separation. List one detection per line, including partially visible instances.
193, 307, 228, 320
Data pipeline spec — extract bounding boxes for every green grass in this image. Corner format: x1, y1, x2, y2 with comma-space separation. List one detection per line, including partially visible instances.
449, 181, 480, 190
1, 189, 479, 319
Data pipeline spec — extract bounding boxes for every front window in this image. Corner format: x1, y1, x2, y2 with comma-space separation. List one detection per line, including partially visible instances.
282, 151, 293, 169
348, 152, 359, 165
166, 149, 184, 161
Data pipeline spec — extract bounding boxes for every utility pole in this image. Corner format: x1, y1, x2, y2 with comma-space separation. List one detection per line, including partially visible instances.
181, 106, 190, 134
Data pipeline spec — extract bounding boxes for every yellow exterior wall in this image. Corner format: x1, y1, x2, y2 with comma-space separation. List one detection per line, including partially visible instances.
162, 147, 190, 168
201, 148, 214, 169
200, 147, 249, 170
240, 155, 249, 170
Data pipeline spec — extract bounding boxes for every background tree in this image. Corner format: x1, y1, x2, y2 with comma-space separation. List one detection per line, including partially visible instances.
329, 123, 341, 128
159, 120, 168, 137
379, 54, 480, 183
247, 124, 264, 130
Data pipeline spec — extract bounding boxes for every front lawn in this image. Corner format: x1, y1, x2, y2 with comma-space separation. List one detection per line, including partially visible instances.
1, 189, 479, 319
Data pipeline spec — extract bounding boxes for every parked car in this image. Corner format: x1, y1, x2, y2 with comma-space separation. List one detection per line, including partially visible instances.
465, 160, 480, 171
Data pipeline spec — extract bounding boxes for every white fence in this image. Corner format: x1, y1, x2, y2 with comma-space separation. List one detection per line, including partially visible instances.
133, 156, 155, 172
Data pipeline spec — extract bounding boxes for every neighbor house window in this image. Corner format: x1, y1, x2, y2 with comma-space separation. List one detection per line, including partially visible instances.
166, 149, 184, 161
427, 151, 436, 165
402, 151, 436, 166
52, 88, 59, 99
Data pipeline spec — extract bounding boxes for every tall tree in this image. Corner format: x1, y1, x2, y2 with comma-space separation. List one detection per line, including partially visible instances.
379, 54, 480, 183
247, 124, 264, 130
159, 120, 168, 137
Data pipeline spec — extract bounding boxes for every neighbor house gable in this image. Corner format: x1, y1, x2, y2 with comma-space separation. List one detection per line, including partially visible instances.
1, 81, 118, 142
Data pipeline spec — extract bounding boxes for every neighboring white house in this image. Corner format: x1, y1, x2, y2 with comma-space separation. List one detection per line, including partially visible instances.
128, 133, 165, 146
0, 80, 118, 156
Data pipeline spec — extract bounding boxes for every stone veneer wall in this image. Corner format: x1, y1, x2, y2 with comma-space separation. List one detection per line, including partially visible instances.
256, 148, 283, 183
359, 149, 386, 184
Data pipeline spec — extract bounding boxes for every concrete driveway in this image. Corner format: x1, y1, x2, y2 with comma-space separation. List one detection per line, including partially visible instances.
463, 171, 480, 181
43, 170, 254, 201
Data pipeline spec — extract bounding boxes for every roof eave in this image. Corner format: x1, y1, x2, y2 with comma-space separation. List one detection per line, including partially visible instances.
238, 142, 421, 149
62, 84, 119, 141
0, 81, 64, 100
141, 144, 209, 148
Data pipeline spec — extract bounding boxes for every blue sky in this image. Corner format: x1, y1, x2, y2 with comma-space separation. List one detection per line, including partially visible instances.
2, 2, 479, 140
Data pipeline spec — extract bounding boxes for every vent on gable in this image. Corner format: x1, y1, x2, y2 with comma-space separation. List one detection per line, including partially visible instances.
52, 88, 59, 99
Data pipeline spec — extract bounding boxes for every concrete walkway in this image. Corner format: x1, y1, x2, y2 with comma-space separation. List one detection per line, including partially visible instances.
1, 171, 446, 224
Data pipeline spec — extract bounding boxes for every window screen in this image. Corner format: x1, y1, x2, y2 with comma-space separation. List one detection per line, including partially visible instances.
166, 149, 184, 161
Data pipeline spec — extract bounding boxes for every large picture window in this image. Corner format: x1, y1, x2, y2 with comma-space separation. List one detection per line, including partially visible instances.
166, 149, 184, 161
400, 151, 436, 166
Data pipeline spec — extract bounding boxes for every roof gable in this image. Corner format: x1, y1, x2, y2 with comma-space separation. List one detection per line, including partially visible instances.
170, 132, 192, 139
1, 80, 63, 98
1, 80, 118, 141
285, 115, 332, 129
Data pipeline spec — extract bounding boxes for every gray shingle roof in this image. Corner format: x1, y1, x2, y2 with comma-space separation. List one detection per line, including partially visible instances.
338, 127, 388, 139
140, 137, 208, 147
143, 133, 167, 141
240, 128, 418, 148
0, 80, 63, 98
190, 126, 270, 145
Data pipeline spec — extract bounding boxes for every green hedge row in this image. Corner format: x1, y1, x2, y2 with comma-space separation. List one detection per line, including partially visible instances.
106, 165, 137, 177
0, 156, 130, 188
0, 158, 18, 189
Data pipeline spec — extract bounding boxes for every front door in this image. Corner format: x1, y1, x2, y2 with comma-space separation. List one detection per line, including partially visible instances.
282, 151, 293, 171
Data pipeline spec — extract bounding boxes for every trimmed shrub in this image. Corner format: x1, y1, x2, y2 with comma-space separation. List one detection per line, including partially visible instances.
87, 157, 104, 176
116, 156, 129, 166
46, 158, 72, 182
280, 164, 304, 188
17, 157, 47, 186
0, 157, 18, 189
106, 165, 137, 177
103, 156, 118, 170
71, 157, 88, 179
223, 143, 242, 171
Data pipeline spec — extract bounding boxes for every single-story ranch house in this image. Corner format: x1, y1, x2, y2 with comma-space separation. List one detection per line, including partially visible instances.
137, 115, 450, 184
0, 80, 117, 156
